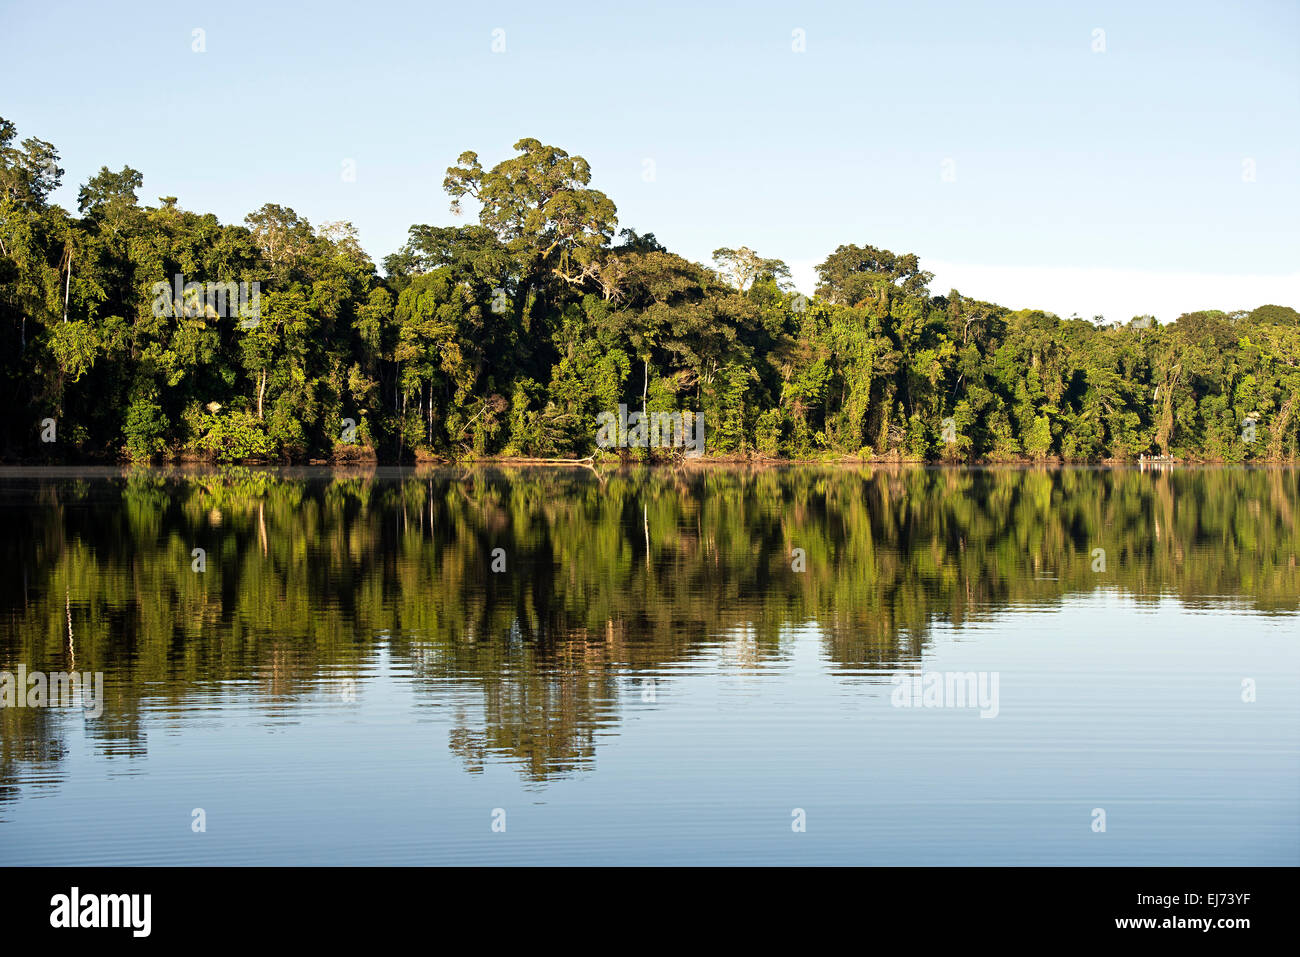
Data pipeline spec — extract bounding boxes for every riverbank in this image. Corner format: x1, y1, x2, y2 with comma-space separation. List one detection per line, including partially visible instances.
3, 452, 1298, 470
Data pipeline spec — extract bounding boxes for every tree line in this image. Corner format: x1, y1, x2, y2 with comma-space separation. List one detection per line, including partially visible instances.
3, 121, 1298, 463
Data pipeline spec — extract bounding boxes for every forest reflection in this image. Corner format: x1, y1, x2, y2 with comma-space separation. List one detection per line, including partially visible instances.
1, 465, 1297, 792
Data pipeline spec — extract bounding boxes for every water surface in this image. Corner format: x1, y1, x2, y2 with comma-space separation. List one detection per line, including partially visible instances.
1, 465, 1296, 864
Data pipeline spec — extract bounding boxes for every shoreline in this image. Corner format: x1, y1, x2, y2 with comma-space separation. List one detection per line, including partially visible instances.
1, 455, 1297, 473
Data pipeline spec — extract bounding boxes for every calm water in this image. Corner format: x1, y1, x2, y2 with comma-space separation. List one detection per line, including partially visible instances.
0, 465, 1296, 865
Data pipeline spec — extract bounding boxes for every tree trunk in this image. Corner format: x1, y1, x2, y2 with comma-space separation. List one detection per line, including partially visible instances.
1155, 364, 1180, 455
63, 249, 72, 322
1268, 391, 1297, 460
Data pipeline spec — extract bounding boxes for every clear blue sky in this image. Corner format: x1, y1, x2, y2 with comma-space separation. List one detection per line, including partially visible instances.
2, 0, 1297, 317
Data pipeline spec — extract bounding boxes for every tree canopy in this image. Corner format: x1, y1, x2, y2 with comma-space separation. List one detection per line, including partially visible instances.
1, 118, 1297, 463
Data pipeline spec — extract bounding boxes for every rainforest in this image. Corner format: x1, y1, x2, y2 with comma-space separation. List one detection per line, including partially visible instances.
2, 121, 1297, 465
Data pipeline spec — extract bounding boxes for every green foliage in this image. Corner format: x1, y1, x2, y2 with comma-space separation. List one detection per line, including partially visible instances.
48, 319, 99, 381
1024, 415, 1054, 459
122, 391, 168, 459
755, 407, 785, 457
1, 116, 1297, 463
195, 411, 275, 460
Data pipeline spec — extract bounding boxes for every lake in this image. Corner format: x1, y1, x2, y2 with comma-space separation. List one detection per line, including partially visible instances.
0, 465, 1296, 865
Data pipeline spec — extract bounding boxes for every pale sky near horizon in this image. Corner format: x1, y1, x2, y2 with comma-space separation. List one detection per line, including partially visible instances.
2, 0, 1296, 321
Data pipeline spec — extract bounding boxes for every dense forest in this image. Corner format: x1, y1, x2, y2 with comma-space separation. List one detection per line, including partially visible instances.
3, 119, 1298, 464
